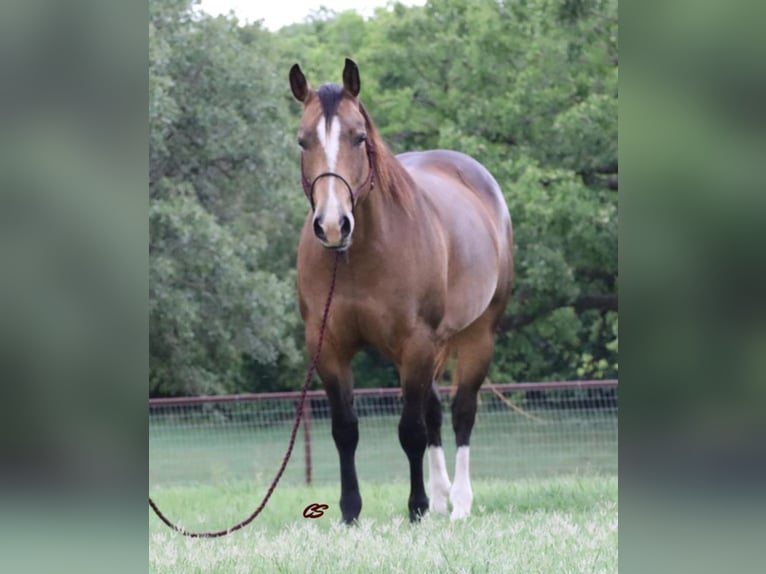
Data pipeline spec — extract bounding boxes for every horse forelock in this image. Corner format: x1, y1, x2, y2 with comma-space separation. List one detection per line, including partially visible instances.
316, 83, 344, 128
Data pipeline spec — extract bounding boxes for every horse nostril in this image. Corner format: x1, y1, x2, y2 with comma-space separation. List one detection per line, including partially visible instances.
313, 218, 327, 241
340, 216, 352, 239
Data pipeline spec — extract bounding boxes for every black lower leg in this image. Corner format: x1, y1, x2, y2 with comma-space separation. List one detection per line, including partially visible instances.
399, 404, 429, 522
332, 410, 361, 524
451, 387, 478, 447
424, 383, 443, 447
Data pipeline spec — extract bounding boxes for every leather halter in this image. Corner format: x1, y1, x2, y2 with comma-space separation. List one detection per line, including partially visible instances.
301, 139, 376, 213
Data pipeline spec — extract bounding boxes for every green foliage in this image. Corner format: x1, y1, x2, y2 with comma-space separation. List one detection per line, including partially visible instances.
150, 1, 305, 395
149, 0, 618, 395
149, 194, 301, 395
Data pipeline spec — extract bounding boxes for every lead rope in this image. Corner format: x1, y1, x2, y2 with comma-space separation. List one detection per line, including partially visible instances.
149, 252, 341, 538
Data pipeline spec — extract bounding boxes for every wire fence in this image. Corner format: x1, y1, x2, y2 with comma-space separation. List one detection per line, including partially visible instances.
149, 380, 617, 488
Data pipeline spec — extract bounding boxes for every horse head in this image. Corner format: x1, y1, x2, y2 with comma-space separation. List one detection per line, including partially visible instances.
289, 59, 375, 251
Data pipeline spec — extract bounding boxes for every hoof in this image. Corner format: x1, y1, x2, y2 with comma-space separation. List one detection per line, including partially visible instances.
408, 495, 429, 523
428, 479, 451, 515
340, 491, 362, 524
449, 481, 473, 521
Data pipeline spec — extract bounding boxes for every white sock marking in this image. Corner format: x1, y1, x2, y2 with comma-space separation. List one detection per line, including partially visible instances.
450, 446, 473, 520
427, 446, 451, 515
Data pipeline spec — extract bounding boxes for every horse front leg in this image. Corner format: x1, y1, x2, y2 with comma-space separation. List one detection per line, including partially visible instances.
312, 340, 361, 524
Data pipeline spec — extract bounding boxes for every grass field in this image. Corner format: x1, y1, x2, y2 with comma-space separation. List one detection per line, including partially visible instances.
149, 474, 617, 573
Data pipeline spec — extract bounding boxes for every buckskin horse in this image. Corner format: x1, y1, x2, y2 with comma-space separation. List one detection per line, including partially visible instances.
290, 59, 513, 523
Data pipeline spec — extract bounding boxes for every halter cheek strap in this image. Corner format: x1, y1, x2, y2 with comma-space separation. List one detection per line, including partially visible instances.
301, 140, 376, 213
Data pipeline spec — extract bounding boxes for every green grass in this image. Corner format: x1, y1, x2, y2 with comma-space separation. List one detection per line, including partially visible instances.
149, 474, 617, 573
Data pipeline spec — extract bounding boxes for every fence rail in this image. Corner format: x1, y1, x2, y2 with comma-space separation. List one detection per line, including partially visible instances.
149, 380, 617, 488
148, 380, 617, 406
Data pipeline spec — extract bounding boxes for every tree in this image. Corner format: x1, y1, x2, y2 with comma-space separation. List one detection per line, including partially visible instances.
150, 1, 305, 395
149, 0, 619, 395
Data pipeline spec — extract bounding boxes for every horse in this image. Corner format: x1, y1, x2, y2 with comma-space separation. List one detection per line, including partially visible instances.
289, 59, 513, 523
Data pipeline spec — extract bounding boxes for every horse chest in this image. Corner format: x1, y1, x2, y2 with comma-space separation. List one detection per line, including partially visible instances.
332, 292, 431, 356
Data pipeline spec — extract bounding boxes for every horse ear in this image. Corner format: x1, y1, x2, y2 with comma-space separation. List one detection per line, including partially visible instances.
342, 58, 360, 97
289, 64, 310, 103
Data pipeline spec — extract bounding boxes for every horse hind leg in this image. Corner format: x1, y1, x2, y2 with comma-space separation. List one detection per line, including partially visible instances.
425, 381, 451, 515
449, 324, 496, 520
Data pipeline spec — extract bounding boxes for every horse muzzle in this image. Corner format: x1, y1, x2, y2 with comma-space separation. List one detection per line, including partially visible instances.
313, 213, 353, 251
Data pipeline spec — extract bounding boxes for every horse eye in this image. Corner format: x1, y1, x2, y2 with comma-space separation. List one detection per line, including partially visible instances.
354, 133, 367, 147
298, 138, 308, 150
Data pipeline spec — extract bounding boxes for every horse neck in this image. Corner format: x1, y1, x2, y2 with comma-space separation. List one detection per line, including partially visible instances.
350, 168, 412, 257
351, 183, 392, 252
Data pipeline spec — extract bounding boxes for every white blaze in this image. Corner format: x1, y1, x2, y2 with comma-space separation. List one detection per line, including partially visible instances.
316, 115, 341, 170
427, 446, 451, 515
316, 115, 342, 218
450, 446, 473, 520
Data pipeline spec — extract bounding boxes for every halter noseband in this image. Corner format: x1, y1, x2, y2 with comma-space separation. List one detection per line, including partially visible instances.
301, 139, 376, 213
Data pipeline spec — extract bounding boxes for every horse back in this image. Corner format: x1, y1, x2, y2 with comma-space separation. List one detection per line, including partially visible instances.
398, 149, 512, 261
